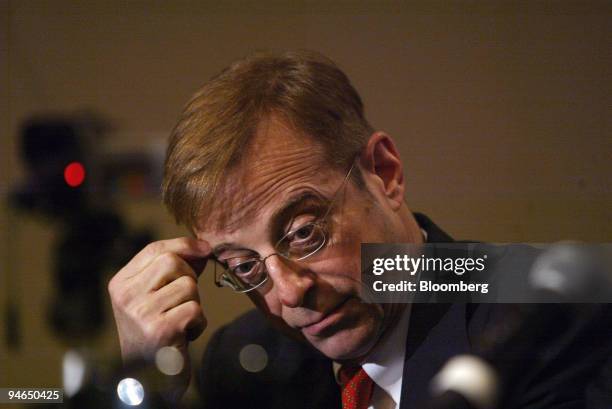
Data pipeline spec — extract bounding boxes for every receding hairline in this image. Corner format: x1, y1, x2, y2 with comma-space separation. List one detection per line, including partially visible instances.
162, 50, 373, 233
192, 114, 349, 234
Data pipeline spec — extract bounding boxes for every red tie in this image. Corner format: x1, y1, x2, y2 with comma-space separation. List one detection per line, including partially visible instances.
339, 365, 374, 409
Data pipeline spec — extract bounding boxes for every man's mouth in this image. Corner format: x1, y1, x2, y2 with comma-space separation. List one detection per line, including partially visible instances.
300, 297, 352, 337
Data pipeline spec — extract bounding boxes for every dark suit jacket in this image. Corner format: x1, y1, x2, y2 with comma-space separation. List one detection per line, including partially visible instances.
197, 214, 612, 409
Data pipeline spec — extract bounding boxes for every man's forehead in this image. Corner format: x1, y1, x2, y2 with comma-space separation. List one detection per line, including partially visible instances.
196, 115, 334, 236
248, 115, 325, 164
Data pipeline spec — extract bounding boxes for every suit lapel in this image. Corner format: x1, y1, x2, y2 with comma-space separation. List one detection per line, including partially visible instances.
413, 213, 453, 244
398, 213, 472, 409
399, 303, 471, 409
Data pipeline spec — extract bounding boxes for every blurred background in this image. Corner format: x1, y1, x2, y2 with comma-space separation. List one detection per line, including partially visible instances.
1, 1, 611, 407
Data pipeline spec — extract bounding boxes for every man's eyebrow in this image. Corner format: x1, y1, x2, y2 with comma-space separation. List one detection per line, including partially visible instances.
212, 243, 253, 258
268, 191, 328, 239
212, 191, 328, 258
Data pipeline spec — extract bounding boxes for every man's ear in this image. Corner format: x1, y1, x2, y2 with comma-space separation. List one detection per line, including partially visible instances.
359, 132, 405, 210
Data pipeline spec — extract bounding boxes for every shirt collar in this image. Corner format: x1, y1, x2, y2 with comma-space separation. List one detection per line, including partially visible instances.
333, 304, 411, 406
421, 228, 428, 243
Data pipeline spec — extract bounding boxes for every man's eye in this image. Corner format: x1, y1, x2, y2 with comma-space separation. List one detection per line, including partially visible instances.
232, 260, 258, 276
278, 222, 325, 259
293, 224, 315, 241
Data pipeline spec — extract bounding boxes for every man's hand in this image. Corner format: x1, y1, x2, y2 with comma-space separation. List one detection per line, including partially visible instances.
107, 237, 210, 390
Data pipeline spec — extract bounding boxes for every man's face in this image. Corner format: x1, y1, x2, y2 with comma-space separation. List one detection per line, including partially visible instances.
196, 117, 401, 361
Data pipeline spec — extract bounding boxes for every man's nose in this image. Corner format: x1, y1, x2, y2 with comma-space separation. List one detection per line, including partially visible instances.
265, 256, 315, 308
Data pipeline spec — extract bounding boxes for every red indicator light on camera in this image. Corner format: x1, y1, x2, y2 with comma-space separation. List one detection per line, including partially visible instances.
64, 162, 86, 187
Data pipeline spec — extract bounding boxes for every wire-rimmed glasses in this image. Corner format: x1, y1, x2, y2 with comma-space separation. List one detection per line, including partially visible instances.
213, 160, 357, 293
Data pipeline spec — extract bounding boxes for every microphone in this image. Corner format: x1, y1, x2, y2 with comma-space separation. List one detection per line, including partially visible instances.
426, 243, 611, 409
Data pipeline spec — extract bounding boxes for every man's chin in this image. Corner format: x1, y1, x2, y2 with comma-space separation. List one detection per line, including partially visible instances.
304, 325, 380, 361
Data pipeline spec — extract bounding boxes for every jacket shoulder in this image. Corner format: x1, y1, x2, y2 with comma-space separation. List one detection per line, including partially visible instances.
198, 309, 340, 409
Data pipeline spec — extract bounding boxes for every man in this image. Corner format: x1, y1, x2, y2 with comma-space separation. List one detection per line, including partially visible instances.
108, 51, 611, 409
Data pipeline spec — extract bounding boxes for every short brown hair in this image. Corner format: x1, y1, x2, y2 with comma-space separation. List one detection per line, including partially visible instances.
162, 50, 374, 232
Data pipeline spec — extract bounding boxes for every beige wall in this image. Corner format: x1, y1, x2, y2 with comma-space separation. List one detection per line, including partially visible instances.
1, 0, 611, 400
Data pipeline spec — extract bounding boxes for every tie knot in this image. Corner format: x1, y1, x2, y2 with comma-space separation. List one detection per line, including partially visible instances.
339, 365, 374, 409
338, 364, 361, 385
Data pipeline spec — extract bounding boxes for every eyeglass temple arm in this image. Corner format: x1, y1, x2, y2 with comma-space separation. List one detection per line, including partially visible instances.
321, 160, 357, 221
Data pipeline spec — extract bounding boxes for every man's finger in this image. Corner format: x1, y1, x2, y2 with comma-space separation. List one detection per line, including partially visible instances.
153, 275, 201, 313
119, 237, 211, 279
137, 252, 198, 292
164, 300, 207, 342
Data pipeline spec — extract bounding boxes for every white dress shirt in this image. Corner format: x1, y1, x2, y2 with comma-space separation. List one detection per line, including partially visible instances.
333, 228, 426, 408
334, 305, 411, 409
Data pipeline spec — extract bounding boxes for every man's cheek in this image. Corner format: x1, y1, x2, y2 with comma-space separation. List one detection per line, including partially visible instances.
332, 259, 362, 285
315, 268, 360, 295
247, 291, 283, 316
